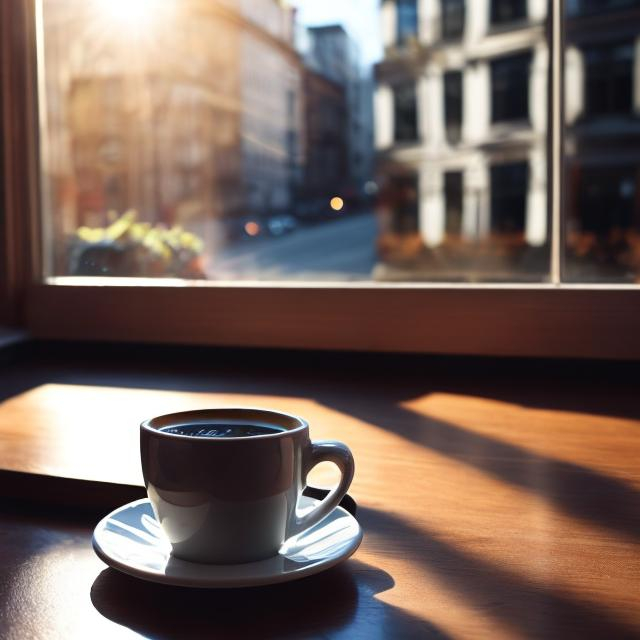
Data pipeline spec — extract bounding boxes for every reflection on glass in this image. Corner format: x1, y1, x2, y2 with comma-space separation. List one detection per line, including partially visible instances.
564, 1, 640, 282
40, 0, 550, 282
376, 0, 549, 281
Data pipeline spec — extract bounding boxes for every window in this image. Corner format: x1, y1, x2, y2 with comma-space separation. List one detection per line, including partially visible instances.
1, 0, 639, 359
393, 84, 419, 142
396, 0, 419, 45
441, 0, 465, 40
444, 71, 463, 144
389, 174, 420, 234
583, 42, 634, 118
564, 7, 640, 283
490, 0, 527, 26
444, 172, 463, 236
490, 163, 528, 234
567, 0, 640, 17
491, 52, 532, 123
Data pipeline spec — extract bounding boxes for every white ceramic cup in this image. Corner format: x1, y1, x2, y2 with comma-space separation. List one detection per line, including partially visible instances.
140, 408, 355, 564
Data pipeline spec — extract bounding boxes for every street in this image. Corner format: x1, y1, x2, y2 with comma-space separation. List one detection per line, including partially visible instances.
205, 213, 379, 281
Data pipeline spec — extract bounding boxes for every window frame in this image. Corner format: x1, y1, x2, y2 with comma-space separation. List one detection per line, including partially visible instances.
0, 0, 40, 328
3, 0, 640, 360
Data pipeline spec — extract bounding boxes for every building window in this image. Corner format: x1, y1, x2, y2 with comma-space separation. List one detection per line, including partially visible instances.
491, 52, 532, 123
567, 0, 640, 16
490, 162, 528, 234
441, 0, 465, 40
444, 71, 463, 144
396, 0, 418, 45
576, 165, 636, 235
583, 41, 634, 118
390, 174, 420, 234
445, 171, 463, 236
490, 0, 527, 26
393, 84, 419, 142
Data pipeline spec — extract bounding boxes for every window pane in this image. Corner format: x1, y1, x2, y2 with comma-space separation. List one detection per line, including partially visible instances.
563, 1, 640, 282
396, 0, 418, 45
393, 84, 419, 142
444, 171, 463, 236
490, 0, 527, 27
39, 0, 549, 283
491, 53, 532, 123
442, 0, 465, 41
444, 71, 463, 144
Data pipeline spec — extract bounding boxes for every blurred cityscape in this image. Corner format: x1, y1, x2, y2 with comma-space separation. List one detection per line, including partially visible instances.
39, 0, 640, 282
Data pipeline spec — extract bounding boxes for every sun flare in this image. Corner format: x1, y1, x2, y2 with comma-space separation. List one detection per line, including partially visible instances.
92, 0, 162, 30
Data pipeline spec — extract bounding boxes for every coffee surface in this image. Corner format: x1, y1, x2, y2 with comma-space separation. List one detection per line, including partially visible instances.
159, 423, 286, 438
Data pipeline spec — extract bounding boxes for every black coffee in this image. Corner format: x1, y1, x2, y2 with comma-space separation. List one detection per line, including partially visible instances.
159, 423, 286, 438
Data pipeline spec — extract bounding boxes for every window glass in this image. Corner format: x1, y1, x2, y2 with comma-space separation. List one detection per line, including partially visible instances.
491, 53, 532, 123
563, 2, 640, 282
39, 0, 550, 283
393, 84, 419, 142
444, 71, 463, 144
441, 0, 465, 40
491, 163, 528, 234
444, 172, 463, 236
397, 0, 419, 45
490, 0, 527, 26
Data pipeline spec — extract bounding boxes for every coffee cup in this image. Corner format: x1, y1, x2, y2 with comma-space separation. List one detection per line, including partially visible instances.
140, 408, 355, 564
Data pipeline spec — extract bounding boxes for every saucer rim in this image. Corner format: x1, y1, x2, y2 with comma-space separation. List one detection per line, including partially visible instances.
92, 497, 363, 589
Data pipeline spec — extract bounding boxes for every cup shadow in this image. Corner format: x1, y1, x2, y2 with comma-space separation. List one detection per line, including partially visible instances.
90, 560, 450, 639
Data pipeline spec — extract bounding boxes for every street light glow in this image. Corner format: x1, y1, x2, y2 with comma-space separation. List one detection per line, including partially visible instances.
244, 221, 260, 237
330, 197, 344, 211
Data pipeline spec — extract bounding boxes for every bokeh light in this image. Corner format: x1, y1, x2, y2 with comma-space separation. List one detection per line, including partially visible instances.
244, 221, 261, 237
330, 197, 344, 211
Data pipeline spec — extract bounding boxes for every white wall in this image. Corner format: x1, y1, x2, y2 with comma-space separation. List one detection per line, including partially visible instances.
565, 45, 584, 124
530, 42, 548, 134
381, 0, 396, 49
419, 168, 445, 246
417, 74, 430, 142
466, 0, 489, 45
420, 0, 439, 45
424, 65, 445, 149
374, 85, 394, 149
525, 146, 547, 246
527, 0, 547, 22
463, 62, 490, 144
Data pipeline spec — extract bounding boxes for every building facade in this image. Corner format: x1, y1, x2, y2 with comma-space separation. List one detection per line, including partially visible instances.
41, 0, 305, 269
303, 25, 374, 206
375, 0, 640, 280
375, 0, 549, 262
563, 0, 640, 279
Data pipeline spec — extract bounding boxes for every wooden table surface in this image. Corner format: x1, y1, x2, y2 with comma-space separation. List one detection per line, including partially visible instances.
1, 346, 639, 639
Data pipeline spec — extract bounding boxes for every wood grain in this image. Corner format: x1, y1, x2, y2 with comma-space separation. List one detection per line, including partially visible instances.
27, 282, 640, 360
0, 356, 639, 639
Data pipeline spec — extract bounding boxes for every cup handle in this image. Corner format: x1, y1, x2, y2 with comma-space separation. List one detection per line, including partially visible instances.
289, 440, 355, 538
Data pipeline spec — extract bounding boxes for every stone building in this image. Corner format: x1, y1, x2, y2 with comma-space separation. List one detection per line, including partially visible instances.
375, 0, 549, 262
41, 0, 304, 249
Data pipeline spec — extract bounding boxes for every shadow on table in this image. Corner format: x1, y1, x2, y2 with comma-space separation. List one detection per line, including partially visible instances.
321, 391, 640, 543
90, 560, 449, 639
358, 506, 640, 640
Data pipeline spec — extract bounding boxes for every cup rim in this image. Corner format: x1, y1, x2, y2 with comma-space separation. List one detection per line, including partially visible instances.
140, 407, 309, 441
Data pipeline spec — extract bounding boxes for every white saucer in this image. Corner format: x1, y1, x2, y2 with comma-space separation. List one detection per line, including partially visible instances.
92, 497, 363, 588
